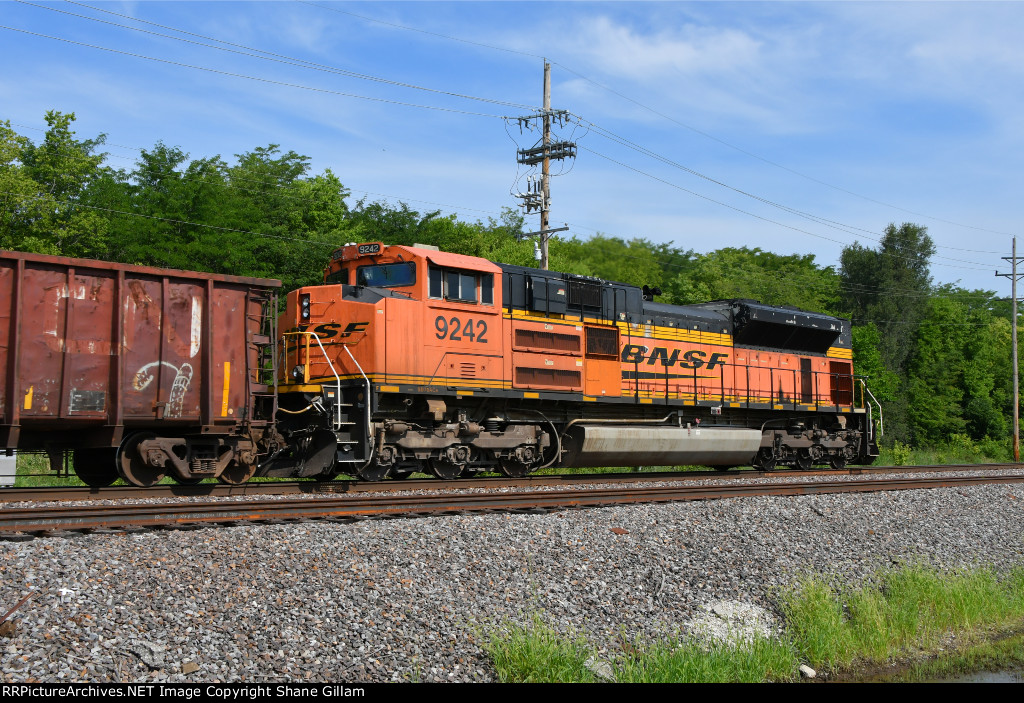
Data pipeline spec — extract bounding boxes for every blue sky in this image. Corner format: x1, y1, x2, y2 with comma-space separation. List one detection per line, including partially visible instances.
2, 1, 1022, 292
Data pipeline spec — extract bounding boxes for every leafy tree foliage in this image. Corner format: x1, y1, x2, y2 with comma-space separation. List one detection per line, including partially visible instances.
839, 223, 937, 441
1, 111, 109, 257
840, 223, 935, 374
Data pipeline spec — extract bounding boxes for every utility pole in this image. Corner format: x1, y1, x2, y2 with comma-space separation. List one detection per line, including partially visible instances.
541, 62, 551, 270
513, 60, 575, 269
997, 236, 1022, 462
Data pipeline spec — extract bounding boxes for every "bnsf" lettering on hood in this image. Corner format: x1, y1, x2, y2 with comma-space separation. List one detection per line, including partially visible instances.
621, 345, 729, 370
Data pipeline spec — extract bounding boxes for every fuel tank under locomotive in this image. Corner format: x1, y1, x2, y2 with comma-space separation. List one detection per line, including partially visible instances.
557, 424, 762, 468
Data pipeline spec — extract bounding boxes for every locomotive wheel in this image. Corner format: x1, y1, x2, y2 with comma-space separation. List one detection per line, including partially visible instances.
831, 444, 858, 470
218, 460, 257, 485
72, 448, 119, 488
390, 470, 412, 480
430, 458, 464, 480
753, 448, 777, 471
498, 458, 531, 478
358, 461, 392, 482
795, 450, 814, 471
117, 433, 165, 487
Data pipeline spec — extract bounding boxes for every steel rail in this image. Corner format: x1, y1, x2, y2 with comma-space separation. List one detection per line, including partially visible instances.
1, 463, 1019, 503
2, 472, 1023, 535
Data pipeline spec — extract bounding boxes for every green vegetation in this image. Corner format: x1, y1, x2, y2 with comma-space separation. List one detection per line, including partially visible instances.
12, 452, 81, 487
2, 112, 1021, 457
486, 565, 1024, 683
878, 433, 1012, 467
488, 615, 796, 683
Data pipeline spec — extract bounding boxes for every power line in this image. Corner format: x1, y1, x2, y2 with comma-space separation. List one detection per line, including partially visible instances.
295, 1, 1017, 244
577, 144, 995, 273
295, 0, 542, 59
0, 24, 509, 119
18, 1, 533, 111
574, 115, 998, 267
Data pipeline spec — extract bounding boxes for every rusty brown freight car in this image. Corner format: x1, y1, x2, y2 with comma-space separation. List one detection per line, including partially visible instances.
0, 250, 280, 487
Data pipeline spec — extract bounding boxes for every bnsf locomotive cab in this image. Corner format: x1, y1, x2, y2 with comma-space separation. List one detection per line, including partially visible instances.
271, 242, 511, 480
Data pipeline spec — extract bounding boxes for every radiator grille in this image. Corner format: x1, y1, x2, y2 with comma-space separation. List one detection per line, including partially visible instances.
515, 367, 581, 388
585, 326, 618, 358
515, 329, 581, 353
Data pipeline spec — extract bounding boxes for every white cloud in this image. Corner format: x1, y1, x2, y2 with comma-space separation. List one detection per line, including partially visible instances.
566, 15, 764, 82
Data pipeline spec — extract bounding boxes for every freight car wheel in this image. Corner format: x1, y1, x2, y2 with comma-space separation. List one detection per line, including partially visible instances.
72, 448, 119, 487
173, 475, 203, 485
218, 461, 257, 485
117, 433, 165, 487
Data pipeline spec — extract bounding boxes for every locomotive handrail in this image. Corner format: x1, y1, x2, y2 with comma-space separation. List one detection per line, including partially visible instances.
860, 379, 884, 438
309, 332, 344, 432
627, 359, 861, 411
280, 330, 343, 429
340, 343, 376, 472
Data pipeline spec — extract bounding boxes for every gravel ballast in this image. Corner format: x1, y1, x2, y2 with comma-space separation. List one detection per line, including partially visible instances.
2, 478, 1023, 682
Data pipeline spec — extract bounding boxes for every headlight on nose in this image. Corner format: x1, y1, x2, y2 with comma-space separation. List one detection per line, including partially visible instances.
300, 294, 311, 320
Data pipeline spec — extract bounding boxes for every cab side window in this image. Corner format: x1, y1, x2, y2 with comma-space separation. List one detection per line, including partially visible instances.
325, 268, 349, 284
428, 265, 494, 306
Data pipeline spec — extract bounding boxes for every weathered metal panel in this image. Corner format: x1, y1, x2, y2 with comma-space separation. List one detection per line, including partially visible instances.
210, 284, 256, 423
0, 250, 280, 448
121, 278, 206, 421
61, 270, 116, 418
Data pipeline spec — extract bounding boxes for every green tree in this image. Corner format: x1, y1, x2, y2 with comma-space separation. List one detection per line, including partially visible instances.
668, 247, 839, 312
1, 111, 109, 257
840, 223, 935, 441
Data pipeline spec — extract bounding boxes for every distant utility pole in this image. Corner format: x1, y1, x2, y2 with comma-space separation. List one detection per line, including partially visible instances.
514, 60, 575, 269
996, 236, 1022, 462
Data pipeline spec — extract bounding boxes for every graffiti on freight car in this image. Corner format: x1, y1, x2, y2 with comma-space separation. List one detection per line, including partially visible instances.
132, 361, 194, 418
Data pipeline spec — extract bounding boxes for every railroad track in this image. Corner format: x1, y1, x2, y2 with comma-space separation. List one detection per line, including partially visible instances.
2, 463, 1018, 503
1, 468, 1022, 537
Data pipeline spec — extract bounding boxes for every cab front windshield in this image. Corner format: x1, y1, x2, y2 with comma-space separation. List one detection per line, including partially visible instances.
356, 262, 416, 288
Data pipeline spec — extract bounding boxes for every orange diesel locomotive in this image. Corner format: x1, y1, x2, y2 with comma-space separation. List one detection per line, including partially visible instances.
264, 242, 881, 481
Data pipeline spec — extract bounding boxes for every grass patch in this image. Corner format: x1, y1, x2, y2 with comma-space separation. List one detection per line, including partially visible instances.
486, 565, 1024, 682
12, 452, 83, 487
487, 617, 798, 683
612, 637, 798, 683
879, 433, 1012, 466
781, 565, 1024, 674
487, 616, 599, 683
